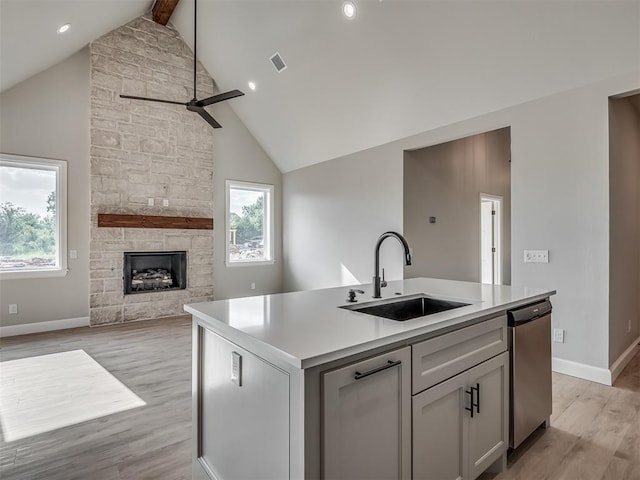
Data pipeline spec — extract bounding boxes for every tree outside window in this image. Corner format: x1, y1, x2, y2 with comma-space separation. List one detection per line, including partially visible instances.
0, 154, 67, 277
226, 181, 273, 265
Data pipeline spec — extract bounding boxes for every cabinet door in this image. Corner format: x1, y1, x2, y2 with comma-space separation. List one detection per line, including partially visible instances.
322, 347, 411, 480
467, 352, 509, 480
412, 372, 468, 480
199, 328, 289, 480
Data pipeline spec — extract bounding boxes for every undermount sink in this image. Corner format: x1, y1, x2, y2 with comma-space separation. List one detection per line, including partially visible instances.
340, 293, 470, 321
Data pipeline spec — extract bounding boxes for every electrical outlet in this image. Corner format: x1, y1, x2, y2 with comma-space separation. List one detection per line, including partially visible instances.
9, 304, 18, 315
69, 249, 78, 259
524, 250, 536, 263
162, 199, 169, 207
553, 328, 564, 343
147, 197, 154, 206
250, 282, 256, 290
537, 250, 549, 263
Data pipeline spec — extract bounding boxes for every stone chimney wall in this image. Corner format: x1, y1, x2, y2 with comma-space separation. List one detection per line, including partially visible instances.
89, 15, 215, 325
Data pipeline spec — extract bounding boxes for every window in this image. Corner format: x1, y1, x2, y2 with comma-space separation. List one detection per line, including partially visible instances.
226, 180, 274, 266
0, 154, 67, 278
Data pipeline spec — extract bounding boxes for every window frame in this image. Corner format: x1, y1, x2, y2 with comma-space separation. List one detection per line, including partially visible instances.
225, 179, 274, 267
0, 153, 68, 279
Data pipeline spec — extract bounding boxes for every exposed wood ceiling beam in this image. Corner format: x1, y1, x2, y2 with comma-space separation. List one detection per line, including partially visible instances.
152, 0, 180, 26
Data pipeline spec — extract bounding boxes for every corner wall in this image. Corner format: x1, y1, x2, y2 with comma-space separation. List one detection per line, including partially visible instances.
608, 95, 640, 365
0, 17, 283, 331
283, 70, 640, 374
211, 102, 283, 300
404, 128, 511, 285
0, 48, 90, 328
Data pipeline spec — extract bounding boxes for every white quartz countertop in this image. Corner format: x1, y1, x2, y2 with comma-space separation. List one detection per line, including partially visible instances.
184, 278, 555, 369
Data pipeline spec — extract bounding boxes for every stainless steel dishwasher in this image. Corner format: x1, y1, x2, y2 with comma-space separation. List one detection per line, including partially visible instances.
508, 299, 553, 449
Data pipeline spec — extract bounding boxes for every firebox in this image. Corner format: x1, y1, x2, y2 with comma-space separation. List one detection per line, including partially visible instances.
123, 251, 187, 294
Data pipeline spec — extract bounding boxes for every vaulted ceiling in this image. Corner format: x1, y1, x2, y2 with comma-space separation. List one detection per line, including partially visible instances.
1, 1, 639, 173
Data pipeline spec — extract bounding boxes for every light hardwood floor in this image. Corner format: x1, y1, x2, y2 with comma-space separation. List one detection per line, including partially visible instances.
0, 316, 193, 480
0, 316, 638, 480
480, 349, 640, 480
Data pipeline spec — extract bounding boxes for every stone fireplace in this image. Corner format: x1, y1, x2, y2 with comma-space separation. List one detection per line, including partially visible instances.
89, 15, 215, 325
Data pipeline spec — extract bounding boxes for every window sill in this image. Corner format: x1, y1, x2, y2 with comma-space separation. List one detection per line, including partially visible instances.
225, 260, 275, 268
0, 268, 69, 280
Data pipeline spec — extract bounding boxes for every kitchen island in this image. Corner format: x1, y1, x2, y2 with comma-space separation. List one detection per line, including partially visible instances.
185, 277, 555, 480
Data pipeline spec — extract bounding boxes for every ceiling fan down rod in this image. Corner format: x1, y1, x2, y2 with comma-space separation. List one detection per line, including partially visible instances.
193, 0, 197, 100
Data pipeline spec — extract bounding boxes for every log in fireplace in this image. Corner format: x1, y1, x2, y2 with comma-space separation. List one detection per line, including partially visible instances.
123, 251, 187, 294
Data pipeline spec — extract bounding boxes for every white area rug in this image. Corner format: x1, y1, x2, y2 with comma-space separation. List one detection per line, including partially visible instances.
0, 349, 145, 442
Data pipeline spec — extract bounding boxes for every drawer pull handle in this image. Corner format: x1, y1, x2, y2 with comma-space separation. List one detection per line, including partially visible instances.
473, 383, 480, 414
465, 388, 475, 418
354, 360, 401, 380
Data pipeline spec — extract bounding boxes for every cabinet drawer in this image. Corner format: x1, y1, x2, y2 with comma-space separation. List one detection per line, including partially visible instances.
412, 315, 507, 394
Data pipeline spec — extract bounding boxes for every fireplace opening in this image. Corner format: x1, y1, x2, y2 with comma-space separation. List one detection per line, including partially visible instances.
123, 251, 187, 294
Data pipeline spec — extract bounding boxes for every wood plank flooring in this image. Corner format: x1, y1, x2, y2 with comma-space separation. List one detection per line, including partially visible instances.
0, 316, 192, 480
0, 316, 638, 480
481, 349, 640, 480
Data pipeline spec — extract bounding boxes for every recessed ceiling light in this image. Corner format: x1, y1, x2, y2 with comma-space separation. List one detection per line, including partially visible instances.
343, 1, 356, 19
57, 23, 71, 34
248, 81, 256, 91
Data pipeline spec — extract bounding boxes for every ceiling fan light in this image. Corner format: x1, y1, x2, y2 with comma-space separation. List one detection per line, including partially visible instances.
343, 1, 356, 19
57, 23, 71, 34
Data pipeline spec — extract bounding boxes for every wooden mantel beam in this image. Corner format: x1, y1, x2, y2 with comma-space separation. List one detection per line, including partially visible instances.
152, 0, 181, 26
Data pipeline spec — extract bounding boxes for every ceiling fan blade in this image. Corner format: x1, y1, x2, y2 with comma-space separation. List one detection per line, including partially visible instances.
197, 90, 245, 107
120, 94, 187, 106
189, 106, 222, 129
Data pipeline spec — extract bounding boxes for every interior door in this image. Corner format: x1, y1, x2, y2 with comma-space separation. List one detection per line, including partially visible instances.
480, 194, 502, 285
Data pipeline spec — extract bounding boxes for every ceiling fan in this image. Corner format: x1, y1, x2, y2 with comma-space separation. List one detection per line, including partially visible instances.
120, 0, 243, 128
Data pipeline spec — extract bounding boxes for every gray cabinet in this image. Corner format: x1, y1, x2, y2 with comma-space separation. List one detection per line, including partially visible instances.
197, 328, 290, 480
412, 352, 509, 480
467, 353, 508, 479
412, 368, 467, 480
322, 346, 411, 480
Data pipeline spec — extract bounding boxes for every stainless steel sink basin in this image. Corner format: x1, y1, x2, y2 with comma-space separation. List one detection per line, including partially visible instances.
340, 293, 470, 321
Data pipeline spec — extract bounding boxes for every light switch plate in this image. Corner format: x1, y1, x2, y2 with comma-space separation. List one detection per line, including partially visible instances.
524, 250, 549, 263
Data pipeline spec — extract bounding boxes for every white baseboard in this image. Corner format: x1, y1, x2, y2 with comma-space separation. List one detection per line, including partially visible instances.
610, 336, 640, 385
553, 336, 640, 386
0, 316, 90, 337
552, 357, 612, 386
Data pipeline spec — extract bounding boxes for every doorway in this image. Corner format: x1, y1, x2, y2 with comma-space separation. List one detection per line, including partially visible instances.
480, 194, 502, 285
403, 127, 511, 284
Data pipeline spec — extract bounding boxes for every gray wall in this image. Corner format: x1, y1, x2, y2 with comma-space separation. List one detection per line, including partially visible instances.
283, 70, 640, 372
608, 95, 640, 364
283, 144, 404, 292
212, 102, 283, 299
404, 128, 511, 285
0, 42, 283, 327
0, 48, 91, 327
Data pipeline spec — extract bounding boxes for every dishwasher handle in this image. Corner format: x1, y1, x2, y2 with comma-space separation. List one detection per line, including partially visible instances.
508, 299, 552, 326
